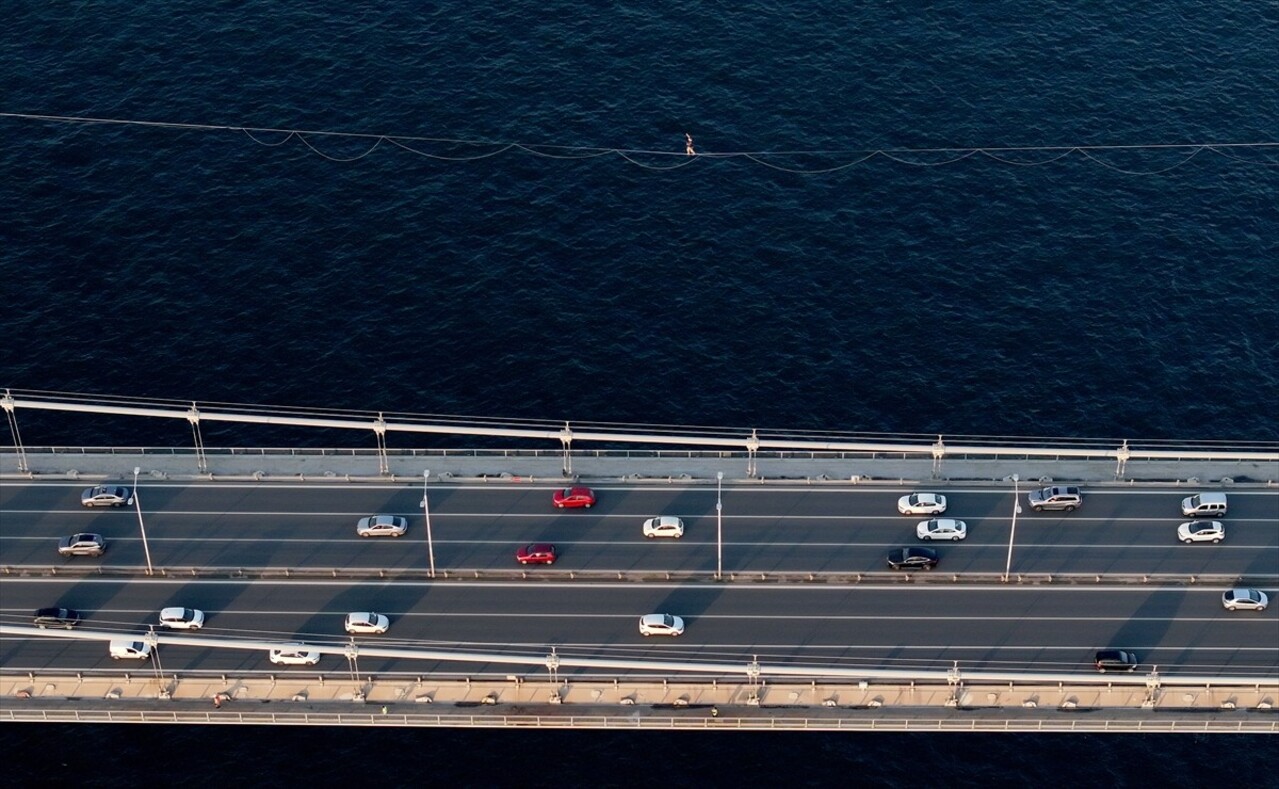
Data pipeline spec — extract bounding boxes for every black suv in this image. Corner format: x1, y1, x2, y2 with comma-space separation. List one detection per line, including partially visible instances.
1094, 649, 1138, 673
1028, 485, 1083, 512
33, 607, 82, 629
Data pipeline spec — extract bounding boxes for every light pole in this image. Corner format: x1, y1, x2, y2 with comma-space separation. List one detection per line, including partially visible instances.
422, 469, 436, 578
1003, 474, 1020, 582
716, 471, 723, 580
132, 466, 154, 575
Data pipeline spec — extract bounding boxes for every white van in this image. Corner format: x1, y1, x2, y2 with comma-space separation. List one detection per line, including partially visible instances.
1181, 492, 1227, 518
108, 639, 152, 660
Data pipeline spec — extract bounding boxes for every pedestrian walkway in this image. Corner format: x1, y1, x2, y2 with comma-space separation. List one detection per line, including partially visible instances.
2, 674, 1275, 732
4, 447, 1276, 486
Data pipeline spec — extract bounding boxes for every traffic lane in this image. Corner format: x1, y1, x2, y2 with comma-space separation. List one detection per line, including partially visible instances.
6, 480, 1277, 525
7, 483, 1276, 558
4, 526, 1273, 577
4, 615, 1273, 677
4, 578, 1273, 644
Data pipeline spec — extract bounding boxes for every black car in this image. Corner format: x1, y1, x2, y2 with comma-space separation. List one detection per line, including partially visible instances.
1094, 649, 1139, 673
33, 607, 82, 629
886, 546, 939, 570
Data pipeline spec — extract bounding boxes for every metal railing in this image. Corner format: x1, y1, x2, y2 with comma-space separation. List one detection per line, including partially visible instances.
2, 708, 1276, 732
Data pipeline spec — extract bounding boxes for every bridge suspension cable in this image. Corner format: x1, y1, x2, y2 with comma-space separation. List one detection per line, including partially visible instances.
2, 111, 1276, 175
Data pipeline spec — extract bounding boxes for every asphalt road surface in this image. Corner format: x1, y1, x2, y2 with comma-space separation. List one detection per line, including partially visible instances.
2, 480, 1276, 678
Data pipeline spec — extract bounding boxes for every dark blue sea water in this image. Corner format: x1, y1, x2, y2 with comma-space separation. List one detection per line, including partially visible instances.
3, 1, 1278, 782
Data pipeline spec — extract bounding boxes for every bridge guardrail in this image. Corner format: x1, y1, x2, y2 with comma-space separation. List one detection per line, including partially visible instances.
2, 708, 1276, 733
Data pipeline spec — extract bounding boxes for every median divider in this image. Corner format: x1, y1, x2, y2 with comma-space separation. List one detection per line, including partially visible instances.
2, 565, 1265, 586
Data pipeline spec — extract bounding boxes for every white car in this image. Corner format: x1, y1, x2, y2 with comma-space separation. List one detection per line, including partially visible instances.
109, 639, 152, 660
638, 613, 685, 637
1177, 521, 1224, 544
642, 516, 685, 539
916, 518, 967, 541
158, 607, 205, 630
356, 515, 408, 538
1222, 588, 1268, 611
897, 493, 947, 516
344, 611, 390, 634
269, 645, 321, 665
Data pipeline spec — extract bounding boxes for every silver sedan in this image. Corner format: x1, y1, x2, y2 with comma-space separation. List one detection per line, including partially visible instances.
356, 515, 408, 537
80, 485, 133, 507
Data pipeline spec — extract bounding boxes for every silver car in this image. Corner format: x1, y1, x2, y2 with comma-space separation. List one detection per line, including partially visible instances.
57, 533, 106, 557
80, 485, 133, 507
356, 515, 408, 537
1222, 588, 1268, 611
1177, 521, 1224, 544
1027, 486, 1082, 512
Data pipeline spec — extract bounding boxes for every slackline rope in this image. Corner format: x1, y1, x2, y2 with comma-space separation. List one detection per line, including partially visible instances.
2, 111, 1276, 175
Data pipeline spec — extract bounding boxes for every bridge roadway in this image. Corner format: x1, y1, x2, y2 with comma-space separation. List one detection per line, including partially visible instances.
2, 473, 1277, 682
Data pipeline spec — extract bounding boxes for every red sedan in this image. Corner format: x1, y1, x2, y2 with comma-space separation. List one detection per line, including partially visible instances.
516, 543, 558, 565
552, 486, 596, 509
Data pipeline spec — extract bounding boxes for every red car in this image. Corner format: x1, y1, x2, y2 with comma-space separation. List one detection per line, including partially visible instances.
552, 486, 596, 509
516, 543, 558, 565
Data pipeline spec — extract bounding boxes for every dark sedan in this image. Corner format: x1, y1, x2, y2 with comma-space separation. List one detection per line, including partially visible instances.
886, 546, 939, 571
34, 607, 82, 629
1095, 650, 1139, 673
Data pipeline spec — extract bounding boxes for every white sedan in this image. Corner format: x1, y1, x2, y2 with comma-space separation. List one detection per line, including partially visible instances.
897, 493, 947, 516
158, 607, 205, 630
638, 613, 685, 637
1177, 521, 1224, 544
1222, 589, 1268, 611
916, 518, 967, 541
269, 645, 321, 665
356, 515, 408, 538
344, 611, 390, 634
642, 516, 685, 539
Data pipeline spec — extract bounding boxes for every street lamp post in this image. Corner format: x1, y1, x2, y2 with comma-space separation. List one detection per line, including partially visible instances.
1003, 474, 1020, 582
716, 471, 724, 580
423, 469, 436, 578
132, 466, 154, 575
